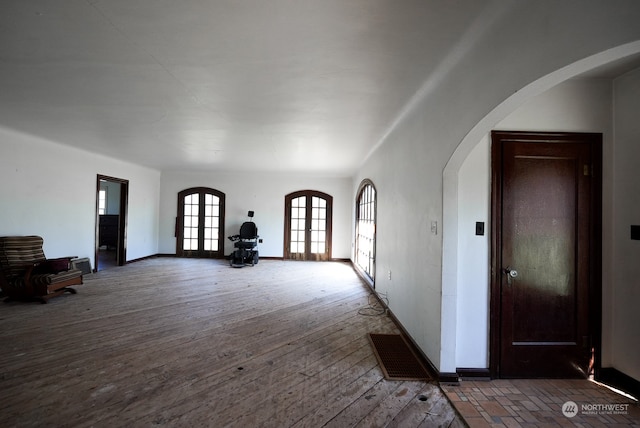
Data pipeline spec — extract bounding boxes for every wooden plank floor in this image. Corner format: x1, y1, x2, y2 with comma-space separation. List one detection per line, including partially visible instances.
0, 258, 464, 427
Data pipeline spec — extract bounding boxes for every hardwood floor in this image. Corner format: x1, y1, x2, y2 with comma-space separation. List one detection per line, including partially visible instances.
0, 258, 463, 427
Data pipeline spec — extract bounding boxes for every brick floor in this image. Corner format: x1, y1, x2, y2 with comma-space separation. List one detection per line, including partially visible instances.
441, 379, 640, 427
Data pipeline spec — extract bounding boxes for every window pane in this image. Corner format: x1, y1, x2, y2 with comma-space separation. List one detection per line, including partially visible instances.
98, 189, 107, 215
355, 184, 376, 279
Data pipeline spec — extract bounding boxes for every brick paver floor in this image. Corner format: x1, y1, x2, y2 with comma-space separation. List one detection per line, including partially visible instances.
441, 379, 639, 427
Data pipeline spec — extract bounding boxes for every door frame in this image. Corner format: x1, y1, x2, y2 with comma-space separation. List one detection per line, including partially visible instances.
489, 131, 602, 379
284, 190, 333, 261
95, 174, 128, 270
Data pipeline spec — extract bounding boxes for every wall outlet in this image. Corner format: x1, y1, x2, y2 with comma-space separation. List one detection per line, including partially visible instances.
431, 221, 438, 235
388, 270, 392, 280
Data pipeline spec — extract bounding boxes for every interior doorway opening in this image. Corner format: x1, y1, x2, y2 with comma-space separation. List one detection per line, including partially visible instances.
95, 175, 129, 271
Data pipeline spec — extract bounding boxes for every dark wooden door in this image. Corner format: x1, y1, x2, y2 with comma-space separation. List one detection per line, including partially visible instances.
284, 190, 333, 261
176, 187, 225, 258
491, 131, 601, 378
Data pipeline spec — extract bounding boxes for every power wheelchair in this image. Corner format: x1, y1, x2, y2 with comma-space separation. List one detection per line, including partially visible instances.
228, 211, 259, 267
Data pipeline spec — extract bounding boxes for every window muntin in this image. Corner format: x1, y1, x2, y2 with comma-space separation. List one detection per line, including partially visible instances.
290, 196, 306, 254
310, 196, 327, 254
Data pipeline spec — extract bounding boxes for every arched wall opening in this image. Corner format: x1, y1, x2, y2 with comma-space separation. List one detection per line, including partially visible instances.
440, 41, 640, 375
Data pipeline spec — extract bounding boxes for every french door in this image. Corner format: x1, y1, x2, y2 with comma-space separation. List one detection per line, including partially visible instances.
284, 190, 333, 261
176, 187, 225, 258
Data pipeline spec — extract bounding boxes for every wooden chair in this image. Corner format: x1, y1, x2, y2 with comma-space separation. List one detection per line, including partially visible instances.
0, 236, 83, 303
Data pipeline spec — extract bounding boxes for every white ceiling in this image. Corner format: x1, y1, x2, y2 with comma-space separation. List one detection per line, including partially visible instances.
2, 1, 637, 176
0, 0, 496, 175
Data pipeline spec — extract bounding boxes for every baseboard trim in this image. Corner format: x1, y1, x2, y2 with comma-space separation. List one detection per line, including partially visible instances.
597, 367, 640, 399
457, 368, 491, 380
126, 254, 160, 264
351, 260, 375, 289
438, 372, 461, 384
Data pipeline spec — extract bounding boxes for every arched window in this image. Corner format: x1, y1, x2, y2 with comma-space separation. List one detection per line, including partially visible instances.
355, 180, 376, 284
176, 187, 226, 258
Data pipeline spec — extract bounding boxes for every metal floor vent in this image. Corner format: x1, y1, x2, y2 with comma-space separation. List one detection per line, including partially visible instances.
368, 333, 431, 381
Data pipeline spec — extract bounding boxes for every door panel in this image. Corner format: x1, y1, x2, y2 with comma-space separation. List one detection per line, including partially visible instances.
285, 191, 332, 261
177, 187, 225, 258
491, 131, 600, 378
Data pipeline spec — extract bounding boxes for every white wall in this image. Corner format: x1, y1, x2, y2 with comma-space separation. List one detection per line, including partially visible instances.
0, 127, 160, 267
455, 79, 614, 369
355, 2, 640, 373
455, 136, 491, 368
612, 69, 640, 382
159, 171, 352, 259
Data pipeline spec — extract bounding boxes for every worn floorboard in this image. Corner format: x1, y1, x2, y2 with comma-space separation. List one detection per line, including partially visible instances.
0, 258, 462, 427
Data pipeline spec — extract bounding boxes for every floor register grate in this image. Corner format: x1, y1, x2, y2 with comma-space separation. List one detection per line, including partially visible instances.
368, 333, 432, 381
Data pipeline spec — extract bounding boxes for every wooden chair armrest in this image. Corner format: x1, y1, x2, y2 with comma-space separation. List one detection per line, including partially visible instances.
20, 263, 38, 296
